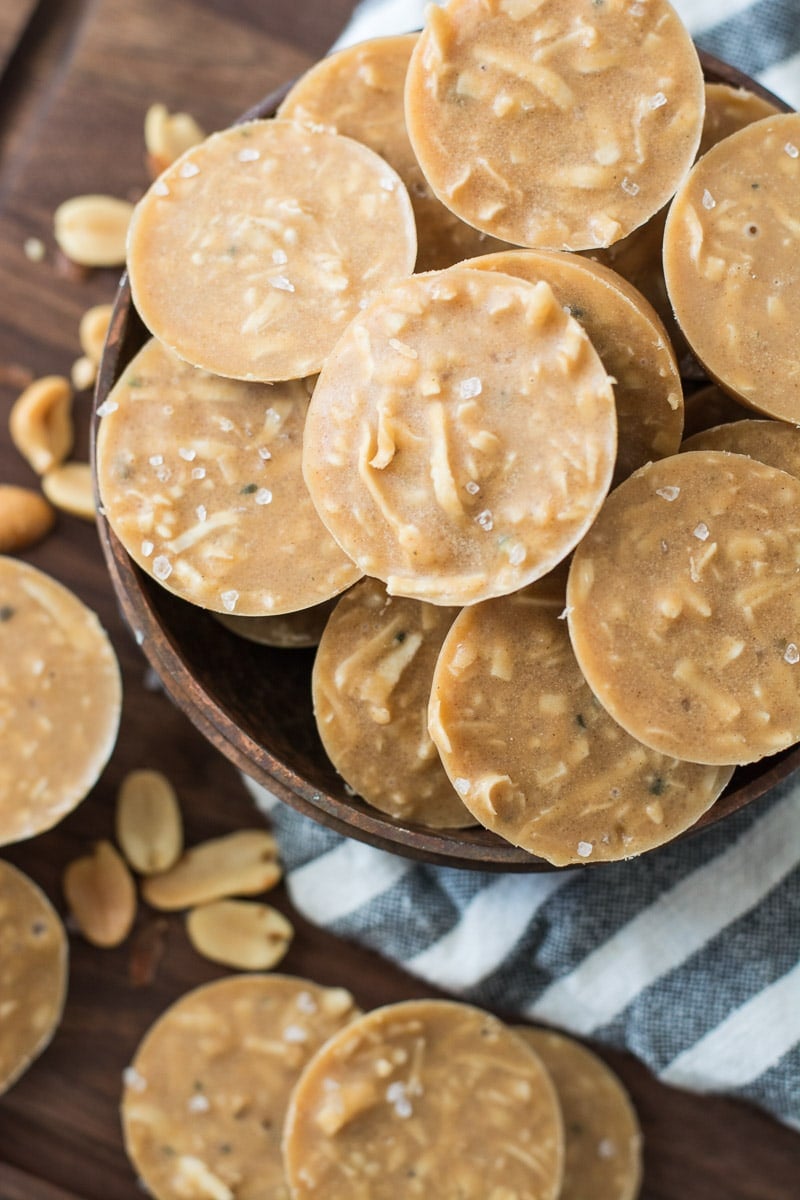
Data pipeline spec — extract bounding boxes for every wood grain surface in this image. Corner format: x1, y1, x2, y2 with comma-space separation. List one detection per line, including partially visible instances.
0, 3, 797, 1198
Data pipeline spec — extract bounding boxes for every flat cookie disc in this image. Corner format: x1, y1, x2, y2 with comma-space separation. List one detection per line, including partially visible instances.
277, 34, 510, 272
404, 0, 704, 250
567, 451, 800, 765
303, 267, 616, 605
429, 580, 732, 864
121, 975, 359, 1200
127, 120, 417, 381
312, 577, 472, 828
0, 557, 121, 845
664, 114, 800, 422
698, 83, 781, 158
283, 999, 564, 1200
683, 420, 800, 478
212, 598, 336, 648
515, 1028, 643, 1200
0, 860, 68, 1095
469, 249, 682, 484
96, 339, 361, 616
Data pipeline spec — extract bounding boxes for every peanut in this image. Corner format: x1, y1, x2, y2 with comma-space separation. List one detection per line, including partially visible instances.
79, 303, 114, 364
42, 462, 95, 521
54, 194, 134, 267
0, 485, 55, 552
142, 829, 281, 911
145, 103, 205, 177
186, 899, 293, 970
116, 769, 183, 875
63, 840, 137, 948
9, 375, 73, 475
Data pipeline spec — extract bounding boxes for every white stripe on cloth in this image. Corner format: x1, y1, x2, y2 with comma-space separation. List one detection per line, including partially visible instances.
406, 871, 573, 990
525, 789, 800, 1035
671, 0, 757, 34
241, 775, 281, 813
661, 960, 800, 1091
757, 50, 800, 108
288, 839, 413, 923
332, 0, 427, 49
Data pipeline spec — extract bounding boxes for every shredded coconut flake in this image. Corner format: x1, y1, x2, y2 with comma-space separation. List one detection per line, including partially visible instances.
454, 777, 470, 796
192, 466, 207, 480
255, 488, 273, 505
283, 1024, 308, 1044
153, 555, 172, 581
649, 92, 668, 109
149, 454, 164, 467
558, 606, 573, 621
476, 509, 494, 532
221, 590, 239, 613
187, 1093, 210, 1113
621, 177, 639, 196
389, 337, 418, 359
693, 522, 710, 541
152, 180, 170, 196
296, 991, 318, 1014
141, 540, 154, 558
577, 841, 593, 858
702, 189, 716, 210
238, 147, 261, 162
179, 161, 200, 178
270, 275, 295, 293
784, 142, 799, 159
465, 480, 480, 495
97, 399, 118, 416
459, 376, 482, 399
508, 543, 526, 566
656, 486, 680, 502
784, 643, 800, 665
178, 447, 196, 461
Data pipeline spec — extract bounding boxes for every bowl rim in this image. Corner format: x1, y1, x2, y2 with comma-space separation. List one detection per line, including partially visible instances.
92, 48, 800, 872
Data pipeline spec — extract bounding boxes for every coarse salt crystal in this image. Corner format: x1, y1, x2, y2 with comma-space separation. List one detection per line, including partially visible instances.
656, 486, 680, 501
152, 180, 170, 196
218, 417, 234, 432
465, 480, 480, 495
454, 777, 470, 795
693, 522, 710, 541
187, 1092, 210, 1113
196, 505, 207, 522
649, 92, 667, 109
149, 454, 164, 467
123, 1066, 147, 1092
283, 1024, 308, 1043
141, 540, 154, 558
163, 405, 173, 416
784, 143, 799, 159
179, 447, 196, 461
508, 543, 526, 566
270, 275, 295, 293
221, 590, 239, 613
621, 177, 640, 196
192, 466, 207, 480
598, 1138, 616, 1158
459, 376, 482, 399
386, 1081, 413, 1119
785, 644, 800, 665
135, 630, 145, 646
702, 189, 716, 210
153, 555, 172, 581
258, 447, 272, 460
238, 147, 261, 162
179, 161, 200, 178
380, 176, 398, 192
476, 509, 494, 532
156, 467, 171, 483
97, 399, 118, 416
272, 248, 288, 265
577, 841, 593, 858
255, 488, 272, 505
296, 991, 318, 1014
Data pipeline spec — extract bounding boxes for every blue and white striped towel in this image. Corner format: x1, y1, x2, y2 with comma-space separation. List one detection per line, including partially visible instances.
251, 0, 800, 1127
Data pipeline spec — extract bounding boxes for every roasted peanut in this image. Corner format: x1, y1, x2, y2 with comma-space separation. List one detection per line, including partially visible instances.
79, 303, 114, 364
63, 841, 137, 948
54, 194, 134, 267
116, 769, 183, 875
142, 829, 281, 911
42, 462, 94, 521
9, 375, 73, 475
0, 485, 55, 553
186, 899, 293, 970
144, 103, 205, 176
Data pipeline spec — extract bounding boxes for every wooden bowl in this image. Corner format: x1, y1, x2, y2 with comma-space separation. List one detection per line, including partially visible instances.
92, 52, 798, 871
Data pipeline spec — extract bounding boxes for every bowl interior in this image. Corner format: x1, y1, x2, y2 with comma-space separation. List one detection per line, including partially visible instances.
93, 51, 799, 871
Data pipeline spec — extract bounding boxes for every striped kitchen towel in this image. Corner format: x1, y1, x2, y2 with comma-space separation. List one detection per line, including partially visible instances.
250, 0, 800, 1126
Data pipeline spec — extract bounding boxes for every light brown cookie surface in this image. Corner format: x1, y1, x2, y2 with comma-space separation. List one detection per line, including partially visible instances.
682, 419, 800, 478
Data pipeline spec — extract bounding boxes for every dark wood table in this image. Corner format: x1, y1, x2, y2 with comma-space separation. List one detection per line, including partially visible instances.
0, 3, 797, 1197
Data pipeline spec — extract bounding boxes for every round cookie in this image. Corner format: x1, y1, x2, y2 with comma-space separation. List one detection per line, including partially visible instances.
429, 579, 732, 864
515, 1027, 643, 1200
698, 83, 781, 158
682, 384, 752, 439
127, 119, 417, 381
468, 248, 682, 483
567, 451, 800, 766
312, 577, 471, 828
121, 975, 360, 1200
213, 598, 337, 648
277, 34, 510, 272
682, 420, 800, 478
663, 113, 800, 423
283, 999, 564, 1200
0, 860, 68, 1095
96, 339, 361, 616
0, 557, 121, 845
404, 0, 704, 250
303, 267, 616, 606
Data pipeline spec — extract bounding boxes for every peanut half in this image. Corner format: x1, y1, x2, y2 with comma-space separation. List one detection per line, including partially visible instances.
79, 303, 114, 364
9, 375, 73, 475
186, 899, 294, 970
63, 840, 137, 948
54, 194, 134, 267
116, 768, 183, 875
144, 103, 205, 177
0, 485, 55, 553
142, 829, 281, 911
42, 462, 95, 521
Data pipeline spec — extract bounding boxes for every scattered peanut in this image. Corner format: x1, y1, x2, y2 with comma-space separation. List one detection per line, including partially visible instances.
116, 769, 183, 875
186, 899, 294, 970
142, 829, 281, 911
0, 485, 55, 552
71, 355, 97, 392
9, 375, 73, 475
79, 303, 114, 364
144, 103, 205, 177
42, 462, 95, 521
63, 840, 137, 948
54, 194, 134, 267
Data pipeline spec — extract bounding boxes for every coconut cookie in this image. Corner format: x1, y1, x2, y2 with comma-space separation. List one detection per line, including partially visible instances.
0, 861, 68, 1095
698, 83, 781, 158
683, 420, 800, 479
429, 580, 732, 864
469, 248, 682, 483
0, 557, 121, 845
568, 451, 800, 765
96, 340, 361, 616
122, 975, 359, 1200
312, 578, 470, 828
303, 267, 616, 606
213, 598, 337, 648
283, 999, 564, 1200
127, 120, 416, 381
404, 0, 704, 250
664, 114, 800, 423
278, 34, 509, 272
515, 1028, 643, 1200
